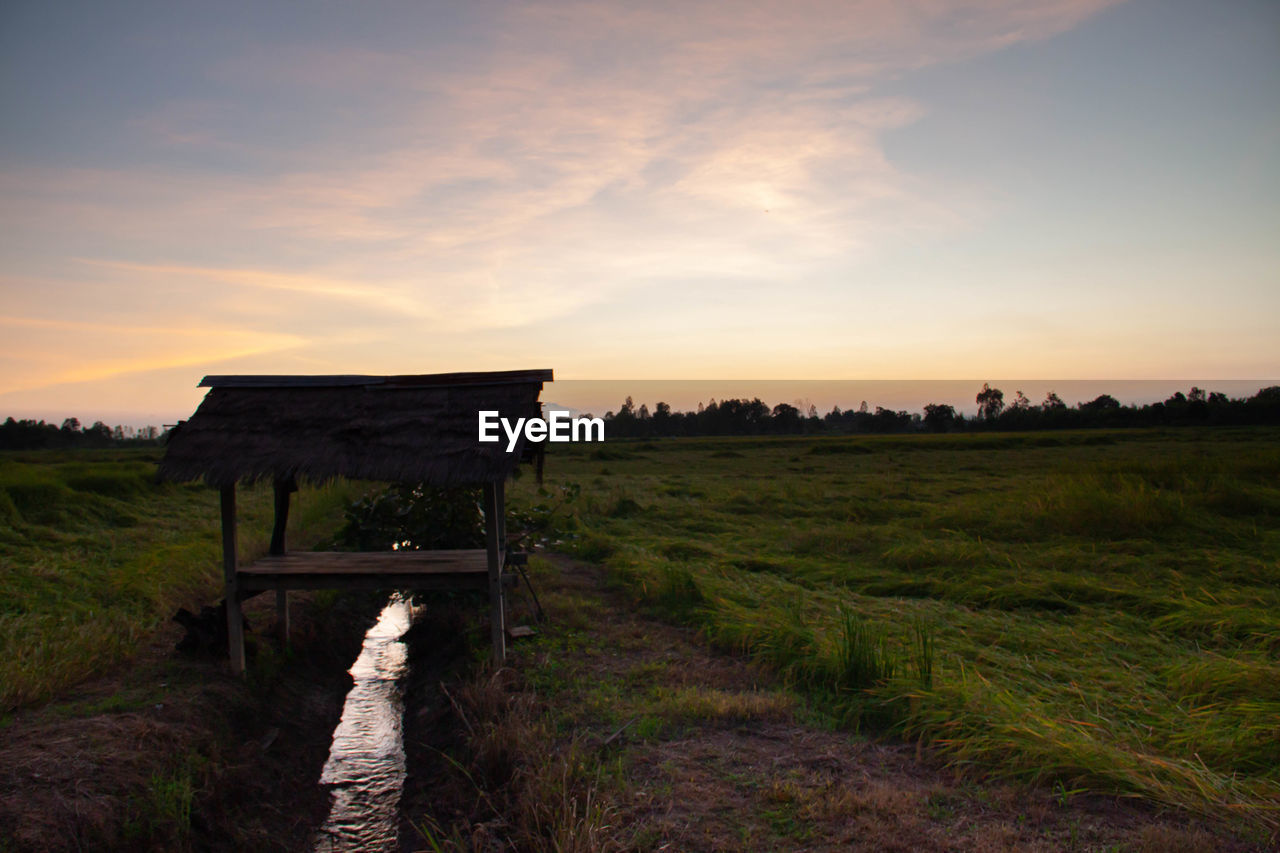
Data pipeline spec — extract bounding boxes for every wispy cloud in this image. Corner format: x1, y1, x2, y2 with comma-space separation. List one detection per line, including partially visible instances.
0, 0, 1130, 401
0, 313, 306, 394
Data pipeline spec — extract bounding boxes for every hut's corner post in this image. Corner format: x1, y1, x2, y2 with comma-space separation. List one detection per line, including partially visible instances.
220, 484, 246, 675
484, 480, 506, 666
270, 477, 295, 646
496, 478, 507, 547
268, 476, 293, 555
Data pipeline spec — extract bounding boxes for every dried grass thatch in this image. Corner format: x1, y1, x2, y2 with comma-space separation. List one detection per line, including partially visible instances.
157, 370, 552, 487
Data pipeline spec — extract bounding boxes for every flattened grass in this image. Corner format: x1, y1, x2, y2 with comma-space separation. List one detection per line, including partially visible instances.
0, 449, 358, 709
514, 428, 1280, 830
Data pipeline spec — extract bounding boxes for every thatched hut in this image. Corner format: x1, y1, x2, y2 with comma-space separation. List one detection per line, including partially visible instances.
158, 369, 553, 672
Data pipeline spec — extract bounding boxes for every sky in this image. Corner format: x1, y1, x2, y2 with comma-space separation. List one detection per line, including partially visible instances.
1, 0, 1277, 425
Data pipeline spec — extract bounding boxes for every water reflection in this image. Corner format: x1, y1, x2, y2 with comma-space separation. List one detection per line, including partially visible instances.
314, 594, 415, 853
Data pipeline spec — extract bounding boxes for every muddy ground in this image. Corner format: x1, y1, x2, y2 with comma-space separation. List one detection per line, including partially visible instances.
0, 590, 384, 852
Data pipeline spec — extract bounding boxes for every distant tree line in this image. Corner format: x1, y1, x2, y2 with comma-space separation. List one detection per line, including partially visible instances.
596, 385, 1280, 438
0, 417, 167, 450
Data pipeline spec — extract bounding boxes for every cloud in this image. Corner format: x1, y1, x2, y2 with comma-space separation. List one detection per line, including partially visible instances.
80, 260, 432, 317
6, 0, 1120, 254
0, 313, 306, 395
0, 0, 1126, 399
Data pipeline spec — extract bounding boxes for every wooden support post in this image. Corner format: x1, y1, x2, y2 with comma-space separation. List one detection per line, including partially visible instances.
220, 484, 246, 675
483, 481, 505, 666
270, 477, 294, 648
496, 478, 507, 644
496, 478, 507, 548
269, 477, 294, 556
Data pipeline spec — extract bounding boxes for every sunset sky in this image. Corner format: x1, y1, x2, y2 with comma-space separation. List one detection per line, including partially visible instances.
2, 0, 1277, 424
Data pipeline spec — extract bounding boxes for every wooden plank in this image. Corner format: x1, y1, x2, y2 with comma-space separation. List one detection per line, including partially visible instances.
240, 550, 494, 575
238, 572, 505, 592
237, 548, 510, 592
248, 548, 488, 563
220, 485, 245, 675
241, 564, 486, 578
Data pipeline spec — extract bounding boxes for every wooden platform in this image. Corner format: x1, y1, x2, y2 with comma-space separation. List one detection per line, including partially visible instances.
212, 478, 513, 672
238, 549, 507, 593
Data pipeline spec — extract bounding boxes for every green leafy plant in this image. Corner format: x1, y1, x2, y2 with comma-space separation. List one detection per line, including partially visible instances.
507, 482, 581, 549
334, 483, 485, 550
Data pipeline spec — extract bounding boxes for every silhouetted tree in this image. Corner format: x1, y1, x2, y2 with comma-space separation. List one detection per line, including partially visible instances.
1080, 394, 1120, 412
1245, 386, 1280, 422
871, 406, 910, 432
976, 384, 1005, 421
923, 403, 957, 432
771, 403, 802, 433
86, 421, 113, 446
1185, 387, 1209, 419
586, 384, 1280, 442
652, 401, 674, 436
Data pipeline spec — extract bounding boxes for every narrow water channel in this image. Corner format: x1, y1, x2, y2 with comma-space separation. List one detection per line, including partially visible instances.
313, 594, 416, 852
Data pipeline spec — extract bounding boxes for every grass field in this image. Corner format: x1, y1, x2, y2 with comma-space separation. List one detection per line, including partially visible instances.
4, 431, 1277, 838
508, 428, 1280, 830
0, 449, 358, 711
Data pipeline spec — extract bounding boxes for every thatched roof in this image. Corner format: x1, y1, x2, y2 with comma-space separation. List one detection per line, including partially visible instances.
157, 370, 552, 487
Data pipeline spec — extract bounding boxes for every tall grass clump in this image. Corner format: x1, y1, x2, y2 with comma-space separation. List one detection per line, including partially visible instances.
420, 667, 620, 852
899, 674, 1280, 831
648, 565, 706, 624
1024, 473, 1186, 539
821, 611, 939, 731
567, 531, 616, 563
911, 619, 934, 690
832, 609, 897, 691
514, 747, 618, 853
827, 609, 899, 729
